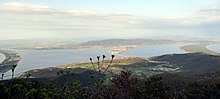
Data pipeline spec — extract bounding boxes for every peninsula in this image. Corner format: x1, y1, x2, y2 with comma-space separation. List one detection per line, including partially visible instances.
0, 49, 21, 73
180, 44, 220, 55
111, 45, 137, 54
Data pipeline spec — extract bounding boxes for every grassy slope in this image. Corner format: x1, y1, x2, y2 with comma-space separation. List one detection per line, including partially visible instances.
150, 52, 220, 75
22, 57, 145, 78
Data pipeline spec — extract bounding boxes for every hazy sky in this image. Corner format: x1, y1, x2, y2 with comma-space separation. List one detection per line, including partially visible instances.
0, 0, 219, 40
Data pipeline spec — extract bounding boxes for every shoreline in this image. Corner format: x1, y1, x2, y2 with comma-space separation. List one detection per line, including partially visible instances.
21, 52, 220, 79
8, 43, 218, 77
206, 44, 220, 53
0, 49, 21, 73
0, 53, 6, 63
180, 44, 220, 55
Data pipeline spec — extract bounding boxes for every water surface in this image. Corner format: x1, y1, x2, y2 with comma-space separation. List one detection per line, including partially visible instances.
123, 44, 186, 57
3, 48, 115, 78
207, 44, 220, 53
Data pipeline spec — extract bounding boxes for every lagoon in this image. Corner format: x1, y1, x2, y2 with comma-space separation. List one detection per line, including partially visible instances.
3, 43, 187, 77
3, 48, 115, 78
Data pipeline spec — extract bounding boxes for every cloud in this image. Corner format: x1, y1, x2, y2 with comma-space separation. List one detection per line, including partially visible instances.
2, 2, 218, 24
195, 7, 220, 13
0, 2, 54, 12
0, 2, 220, 40
0, 2, 142, 23
197, 8, 220, 20
187, 7, 220, 22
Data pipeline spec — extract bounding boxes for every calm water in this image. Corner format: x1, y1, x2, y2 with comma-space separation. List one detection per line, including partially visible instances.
3, 43, 187, 77
15, 48, 115, 73
3, 47, 115, 77
122, 44, 186, 57
207, 44, 220, 52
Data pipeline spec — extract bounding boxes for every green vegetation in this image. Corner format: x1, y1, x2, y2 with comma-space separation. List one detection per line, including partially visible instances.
0, 79, 88, 99
1, 70, 220, 99
22, 57, 146, 78
150, 52, 220, 75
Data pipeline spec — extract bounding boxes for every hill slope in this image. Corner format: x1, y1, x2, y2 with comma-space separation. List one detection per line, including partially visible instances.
150, 53, 220, 75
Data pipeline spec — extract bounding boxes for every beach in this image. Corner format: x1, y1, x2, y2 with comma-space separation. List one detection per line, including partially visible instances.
180, 44, 220, 55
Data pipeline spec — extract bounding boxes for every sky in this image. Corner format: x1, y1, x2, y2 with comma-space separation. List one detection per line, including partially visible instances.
0, 0, 219, 41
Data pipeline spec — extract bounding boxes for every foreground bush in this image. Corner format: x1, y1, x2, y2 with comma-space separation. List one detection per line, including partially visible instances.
0, 79, 88, 99
1, 70, 220, 99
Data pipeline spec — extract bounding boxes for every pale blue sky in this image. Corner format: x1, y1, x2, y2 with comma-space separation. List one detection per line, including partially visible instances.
0, 0, 219, 40
0, 0, 219, 16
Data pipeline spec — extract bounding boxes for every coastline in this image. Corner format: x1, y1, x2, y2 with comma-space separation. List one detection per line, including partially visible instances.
206, 44, 220, 53
0, 49, 21, 73
0, 53, 6, 63
180, 44, 220, 55
9, 43, 220, 78
21, 52, 220, 79
21, 57, 145, 78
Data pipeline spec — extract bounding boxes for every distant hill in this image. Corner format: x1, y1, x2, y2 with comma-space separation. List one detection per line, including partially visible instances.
0, 39, 176, 49
1, 38, 218, 50
0, 39, 78, 49
78, 39, 175, 47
